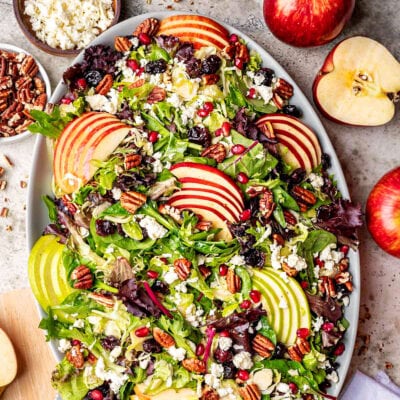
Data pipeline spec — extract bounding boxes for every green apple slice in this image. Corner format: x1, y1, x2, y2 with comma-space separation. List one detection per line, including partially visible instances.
28, 235, 75, 311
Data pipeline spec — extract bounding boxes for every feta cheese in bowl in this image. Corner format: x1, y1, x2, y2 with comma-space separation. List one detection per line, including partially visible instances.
13, 0, 121, 56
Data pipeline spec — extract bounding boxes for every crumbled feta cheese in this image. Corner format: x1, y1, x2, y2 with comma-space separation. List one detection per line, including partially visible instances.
229, 254, 246, 266
256, 85, 273, 103
111, 187, 122, 200
232, 351, 253, 370
175, 281, 188, 293
219, 336, 233, 351
73, 319, 85, 328
138, 352, 151, 369
342, 296, 350, 307
286, 251, 307, 271
288, 369, 299, 377
276, 382, 290, 394
185, 304, 204, 327
139, 216, 168, 240
279, 270, 289, 283
95, 357, 128, 394
205, 373, 220, 389
312, 316, 324, 332
270, 243, 283, 270
326, 371, 339, 383
210, 362, 224, 378
110, 346, 122, 361
308, 173, 324, 190
58, 338, 71, 353
318, 244, 344, 271
167, 346, 186, 361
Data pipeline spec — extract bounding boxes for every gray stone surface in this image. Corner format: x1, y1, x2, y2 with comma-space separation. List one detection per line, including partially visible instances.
0, 0, 399, 386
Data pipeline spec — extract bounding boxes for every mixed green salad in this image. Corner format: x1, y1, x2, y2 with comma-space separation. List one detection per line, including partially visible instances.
28, 15, 362, 400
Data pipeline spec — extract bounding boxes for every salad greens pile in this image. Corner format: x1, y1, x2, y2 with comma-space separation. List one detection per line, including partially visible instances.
29, 15, 362, 400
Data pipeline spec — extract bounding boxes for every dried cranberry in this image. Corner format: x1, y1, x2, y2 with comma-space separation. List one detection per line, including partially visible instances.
88, 390, 103, 400
223, 361, 237, 379
254, 68, 275, 87
237, 369, 250, 380
333, 342, 345, 356
84, 70, 104, 87
214, 347, 233, 363
300, 281, 309, 289
196, 343, 205, 356
185, 57, 202, 79
143, 338, 162, 353
273, 342, 286, 359
145, 59, 167, 74
71, 339, 81, 346
152, 280, 170, 294
187, 126, 211, 147
201, 55, 222, 75
215, 128, 223, 137
175, 43, 194, 61
101, 336, 120, 351
138, 32, 151, 45
76, 78, 87, 90
243, 249, 265, 267
288, 168, 306, 186
321, 153, 332, 169
282, 104, 302, 118
95, 219, 116, 236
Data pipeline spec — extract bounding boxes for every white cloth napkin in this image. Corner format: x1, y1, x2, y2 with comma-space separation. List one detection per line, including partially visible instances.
341, 370, 400, 399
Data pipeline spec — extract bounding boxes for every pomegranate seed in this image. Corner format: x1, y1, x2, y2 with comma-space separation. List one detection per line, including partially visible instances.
89, 390, 104, 400
61, 97, 72, 104
76, 78, 87, 90
137, 67, 145, 76
296, 328, 310, 339
160, 257, 168, 263
219, 264, 229, 276
237, 172, 249, 184
322, 322, 334, 332
139, 32, 151, 45
215, 128, 223, 137
221, 121, 231, 136
300, 281, 309, 289
126, 59, 139, 71
146, 270, 159, 279
234, 58, 244, 70
71, 339, 81, 346
249, 289, 261, 303
247, 88, 256, 99
239, 209, 252, 222
148, 131, 159, 143
219, 330, 230, 338
196, 343, 205, 357
333, 342, 345, 356
135, 326, 150, 337
237, 369, 250, 381
203, 101, 214, 113
231, 144, 246, 155
240, 299, 251, 309
229, 33, 239, 43
197, 108, 210, 118
340, 245, 349, 255
288, 382, 298, 394
315, 258, 325, 267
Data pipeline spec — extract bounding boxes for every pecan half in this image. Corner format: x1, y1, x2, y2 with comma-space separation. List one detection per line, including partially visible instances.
133, 18, 160, 37
33, 93, 47, 110
283, 210, 297, 226
147, 86, 166, 104
124, 153, 142, 170
199, 265, 212, 279
252, 334, 275, 358
7, 112, 25, 128
238, 384, 261, 400
272, 92, 285, 109
272, 233, 285, 246
334, 271, 351, 285
320, 276, 337, 298
201, 143, 226, 163
15, 76, 32, 90
20, 55, 39, 77
338, 257, 349, 272
246, 185, 267, 198
296, 337, 311, 355
273, 78, 294, 100
259, 189, 275, 220
114, 36, 133, 52
120, 191, 147, 214
174, 258, 192, 280
291, 185, 317, 206
0, 56, 7, 77
71, 265, 93, 289
95, 74, 113, 95
0, 76, 12, 90
128, 78, 146, 89
17, 87, 35, 104
87, 292, 115, 308
287, 345, 303, 362
221, 44, 236, 60
33, 77, 46, 94
226, 268, 241, 294
66, 344, 84, 368
235, 42, 250, 63
153, 327, 175, 348
182, 358, 206, 374
201, 386, 219, 400
282, 262, 298, 277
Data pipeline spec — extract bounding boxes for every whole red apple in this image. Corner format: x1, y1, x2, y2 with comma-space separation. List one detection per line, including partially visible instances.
263, 0, 355, 47
366, 167, 400, 258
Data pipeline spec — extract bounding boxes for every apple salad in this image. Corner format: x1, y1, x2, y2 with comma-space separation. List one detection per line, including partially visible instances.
28, 15, 362, 400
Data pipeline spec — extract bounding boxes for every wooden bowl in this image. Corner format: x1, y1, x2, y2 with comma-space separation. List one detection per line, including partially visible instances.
13, 0, 121, 57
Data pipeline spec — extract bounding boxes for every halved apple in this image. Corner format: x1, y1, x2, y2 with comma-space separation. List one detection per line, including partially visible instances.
54, 112, 131, 194
313, 36, 400, 126
157, 15, 229, 50
169, 162, 245, 240
28, 235, 75, 311
256, 114, 322, 173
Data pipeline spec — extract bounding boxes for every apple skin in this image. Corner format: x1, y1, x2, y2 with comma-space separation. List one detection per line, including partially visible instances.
366, 167, 400, 258
263, 0, 355, 47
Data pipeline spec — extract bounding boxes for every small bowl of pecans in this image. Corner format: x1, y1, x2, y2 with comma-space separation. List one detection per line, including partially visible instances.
13, 0, 121, 57
0, 44, 51, 143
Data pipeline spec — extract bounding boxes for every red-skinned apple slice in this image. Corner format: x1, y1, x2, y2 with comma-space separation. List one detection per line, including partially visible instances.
157, 15, 229, 50
54, 112, 131, 194
256, 114, 322, 172
170, 163, 244, 207
313, 36, 400, 126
